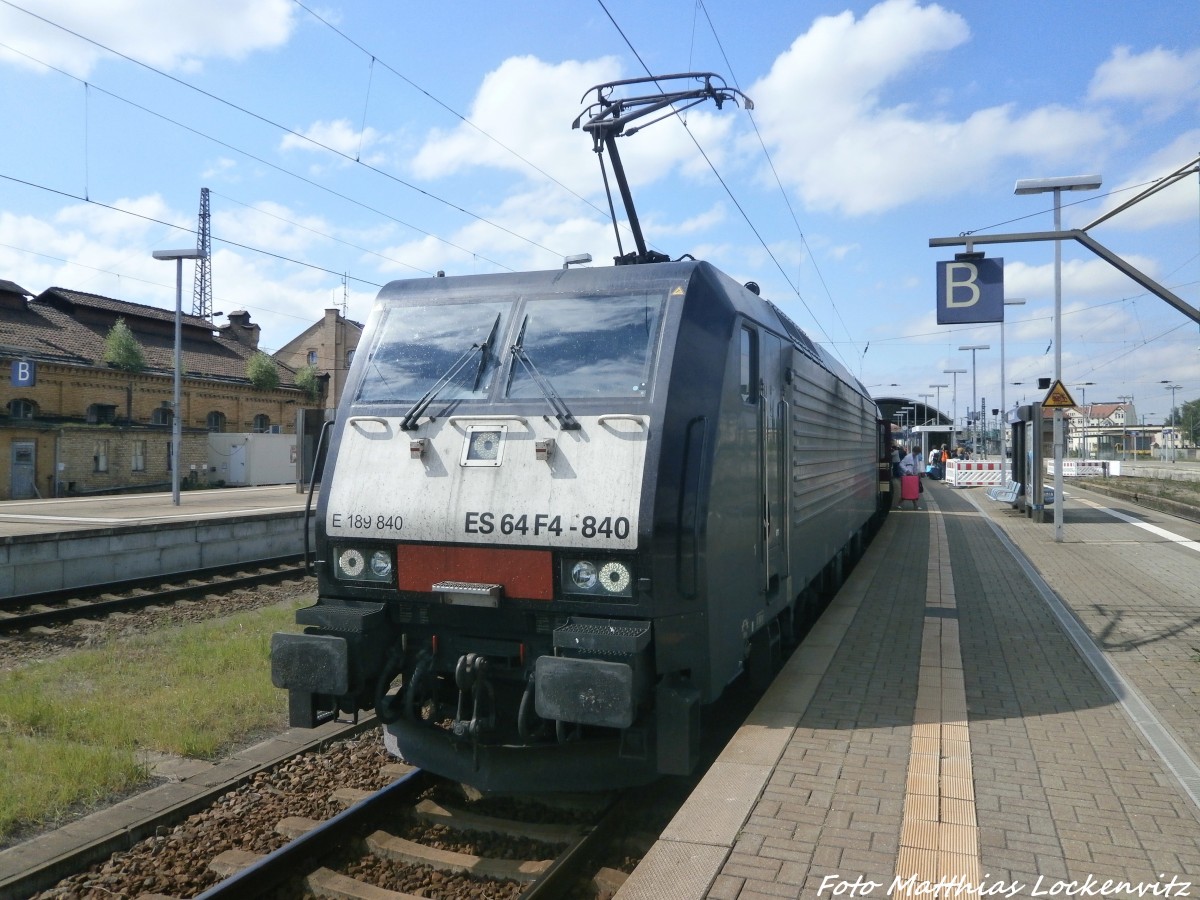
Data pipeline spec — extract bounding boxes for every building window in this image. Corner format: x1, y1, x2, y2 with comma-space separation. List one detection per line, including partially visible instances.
152, 406, 173, 427
132, 440, 146, 472
307, 349, 318, 365
207, 411, 226, 433
253, 414, 271, 433
8, 399, 35, 419
167, 441, 173, 473
87, 403, 117, 424
345, 349, 355, 369
94, 440, 109, 473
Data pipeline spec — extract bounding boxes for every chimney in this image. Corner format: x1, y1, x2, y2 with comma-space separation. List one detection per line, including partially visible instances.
220, 310, 260, 350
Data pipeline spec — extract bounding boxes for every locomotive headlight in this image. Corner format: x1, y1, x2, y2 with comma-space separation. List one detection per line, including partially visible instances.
461, 424, 507, 467
598, 562, 631, 593
570, 560, 598, 590
333, 546, 395, 584
562, 558, 634, 599
369, 550, 393, 579
337, 548, 365, 578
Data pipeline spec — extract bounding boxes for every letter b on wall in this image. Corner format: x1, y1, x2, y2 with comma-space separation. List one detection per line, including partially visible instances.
936, 257, 1003, 324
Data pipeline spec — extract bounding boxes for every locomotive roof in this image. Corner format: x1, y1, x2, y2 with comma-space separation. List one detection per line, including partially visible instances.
375, 260, 869, 400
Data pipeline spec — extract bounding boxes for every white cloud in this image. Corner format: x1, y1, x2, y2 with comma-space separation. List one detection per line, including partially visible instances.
280, 119, 381, 160
1088, 45, 1200, 119
0, 0, 296, 78
411, 55, 620, 192
747, 0, 1112, 216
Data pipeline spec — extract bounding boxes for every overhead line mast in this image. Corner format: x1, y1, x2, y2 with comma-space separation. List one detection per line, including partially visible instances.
192, 187, 214, 320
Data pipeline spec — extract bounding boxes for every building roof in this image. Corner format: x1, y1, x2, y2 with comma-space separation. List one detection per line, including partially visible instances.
0, 287, 299, 387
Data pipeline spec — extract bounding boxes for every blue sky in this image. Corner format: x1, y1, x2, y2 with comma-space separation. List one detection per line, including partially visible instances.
1, 0, 1198, 427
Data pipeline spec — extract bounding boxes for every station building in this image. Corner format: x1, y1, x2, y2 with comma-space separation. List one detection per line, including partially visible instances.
0, 280, 314, 500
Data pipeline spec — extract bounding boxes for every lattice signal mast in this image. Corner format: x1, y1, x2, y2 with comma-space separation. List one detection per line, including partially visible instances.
192, 187, 214, 320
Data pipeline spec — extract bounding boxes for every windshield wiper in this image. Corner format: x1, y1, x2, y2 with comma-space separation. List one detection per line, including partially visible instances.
509, 316, 581, 431
400, 313, 501, 431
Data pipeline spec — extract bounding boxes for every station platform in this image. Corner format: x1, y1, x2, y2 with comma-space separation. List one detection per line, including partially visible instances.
0, 485, 311, 599
0, 484, 308, 540
620, 479, 1200, 898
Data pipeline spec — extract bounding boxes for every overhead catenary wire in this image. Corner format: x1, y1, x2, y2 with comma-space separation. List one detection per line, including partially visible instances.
0, 39, 511, 275
289, 0, 619, 231
0, 173, 387, 291
0, 0, 565, 261
693, 0, 860, 366
594, 0, 853, 371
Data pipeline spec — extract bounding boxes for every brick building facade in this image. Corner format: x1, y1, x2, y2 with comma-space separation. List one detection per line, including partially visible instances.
0, 281, 308, 500
274, 307, 362, 410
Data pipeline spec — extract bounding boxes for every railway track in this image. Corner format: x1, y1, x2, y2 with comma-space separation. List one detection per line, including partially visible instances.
197, 770, 641, 900
0, 556, 307, 633
18, 721, 659, 900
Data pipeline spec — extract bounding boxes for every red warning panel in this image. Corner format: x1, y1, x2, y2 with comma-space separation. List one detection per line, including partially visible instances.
397, 544, 554, 600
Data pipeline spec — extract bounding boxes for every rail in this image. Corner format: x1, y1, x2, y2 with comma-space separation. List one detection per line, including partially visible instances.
0, 557, 306, 631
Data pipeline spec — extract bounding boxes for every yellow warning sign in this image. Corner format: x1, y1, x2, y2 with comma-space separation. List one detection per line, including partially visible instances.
1042, 380, 1077, 409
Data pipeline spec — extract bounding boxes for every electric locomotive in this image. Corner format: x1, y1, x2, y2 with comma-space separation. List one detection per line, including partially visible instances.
270, 74, 890, 792
271, 260, 888, 791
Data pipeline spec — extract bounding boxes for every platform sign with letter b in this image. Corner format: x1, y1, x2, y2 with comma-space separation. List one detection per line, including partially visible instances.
936, 257, 1004, 324
11, 360, 35, 387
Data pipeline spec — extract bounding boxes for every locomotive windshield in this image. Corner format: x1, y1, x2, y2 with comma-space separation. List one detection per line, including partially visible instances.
355, 290, 666, 405
506, 292, 663, 398
356, 300, 512, 404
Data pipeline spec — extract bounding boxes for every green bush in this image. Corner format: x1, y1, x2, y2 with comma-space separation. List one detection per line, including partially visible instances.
246, 352, 280, 390
103, 318, 146, 372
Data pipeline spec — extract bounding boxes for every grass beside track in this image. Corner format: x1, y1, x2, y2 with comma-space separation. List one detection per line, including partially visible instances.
0, 600, 304, 841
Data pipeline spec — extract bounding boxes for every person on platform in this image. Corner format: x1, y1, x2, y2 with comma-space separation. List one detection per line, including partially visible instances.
899, 447, 921, 510
891, 445, 904, 509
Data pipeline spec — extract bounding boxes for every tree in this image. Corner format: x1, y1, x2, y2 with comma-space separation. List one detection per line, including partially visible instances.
246, 352, 280, 390
1182, 397, 1200, 448
295, 364, 321, 402
103, 318, 145, 371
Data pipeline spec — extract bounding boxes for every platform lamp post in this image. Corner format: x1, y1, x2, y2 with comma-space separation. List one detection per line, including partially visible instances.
1073, 382, 1094, 459
958, 345, 990, 457
1163, 382, 1182, 462
944, 369, 967, 451
999, 298, 1025, 468
929, 384, 948, 445
153, 248, 208, 506
918, 394, 933, 424
1015, 173, 1102, 542
917, 394, 933, 459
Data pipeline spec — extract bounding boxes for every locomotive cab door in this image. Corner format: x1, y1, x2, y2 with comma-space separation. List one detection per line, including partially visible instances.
760, 332, 788, 598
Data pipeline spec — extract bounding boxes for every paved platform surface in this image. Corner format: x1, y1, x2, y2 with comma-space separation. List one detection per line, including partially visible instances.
0, 484, 309, 539
620, 478, 1200, 899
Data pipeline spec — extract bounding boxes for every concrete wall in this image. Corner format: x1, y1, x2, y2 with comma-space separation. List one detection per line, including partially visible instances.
0, 512, 309, 599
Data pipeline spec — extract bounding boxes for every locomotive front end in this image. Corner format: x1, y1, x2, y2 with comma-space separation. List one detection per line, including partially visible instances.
272, 268, 680, 792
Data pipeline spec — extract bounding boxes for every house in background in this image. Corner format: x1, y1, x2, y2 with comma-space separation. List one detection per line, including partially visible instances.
274, 308, 363, 410
0, 281, 308, 500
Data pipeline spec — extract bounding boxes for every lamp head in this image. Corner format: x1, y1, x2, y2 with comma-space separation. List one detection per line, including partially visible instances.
1014, 175, 1102, 194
